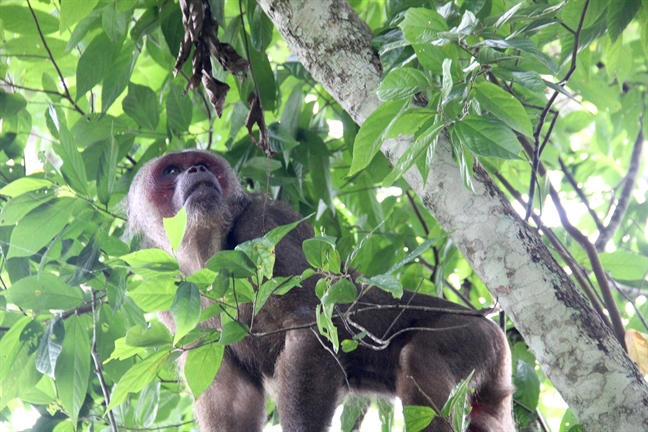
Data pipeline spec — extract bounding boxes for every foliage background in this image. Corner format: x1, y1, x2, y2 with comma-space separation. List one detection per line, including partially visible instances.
0, 0, 646, 431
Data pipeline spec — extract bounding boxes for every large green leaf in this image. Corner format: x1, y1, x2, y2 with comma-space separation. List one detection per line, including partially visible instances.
474, 82, 533, 137
608, 0, 641, 42
0, 178, 52, 198
205, 250, 257, 278
7, 198, 73, 259
127, 277, 178, 312
166, 84, 193, 133
185, 343, 224, 400
0, 5, 59, 35
399, 8, 448, 44
348, 99, 407, 176
5, 274, 83, 312
376, 68, 431, 101
76, 32, 121, 99
403, 406, 435, 432
55, 315, 90, 425
453, 115, 523, 159
163, 207, 187, 253
170, 282, 201, 344
123, 83, 160, 130
108, 349, 171, 410
60, 0, 100, 31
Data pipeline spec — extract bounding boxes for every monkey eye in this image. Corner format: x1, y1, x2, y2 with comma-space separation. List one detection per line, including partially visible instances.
165, 166, 180, 175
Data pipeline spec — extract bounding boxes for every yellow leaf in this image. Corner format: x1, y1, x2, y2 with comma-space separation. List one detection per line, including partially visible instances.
626, 329, 648, 375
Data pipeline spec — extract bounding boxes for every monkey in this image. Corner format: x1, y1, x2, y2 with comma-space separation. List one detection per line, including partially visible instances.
126, 150, 515, 432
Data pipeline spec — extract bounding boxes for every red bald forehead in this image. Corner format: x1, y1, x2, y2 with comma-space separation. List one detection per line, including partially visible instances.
146, 151, 230, 217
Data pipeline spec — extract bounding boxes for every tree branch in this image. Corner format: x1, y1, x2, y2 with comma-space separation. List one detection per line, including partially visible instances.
26, 0, 85, 116
595, 124, 645, 250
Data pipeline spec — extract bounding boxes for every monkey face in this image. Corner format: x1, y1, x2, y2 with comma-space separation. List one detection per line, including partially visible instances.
147, 151, 232, 218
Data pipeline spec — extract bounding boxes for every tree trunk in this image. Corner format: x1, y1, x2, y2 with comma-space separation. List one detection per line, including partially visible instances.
257, 0, 648, 429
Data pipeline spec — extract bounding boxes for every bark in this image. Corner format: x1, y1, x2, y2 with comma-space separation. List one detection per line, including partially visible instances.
256, 0, 648, 430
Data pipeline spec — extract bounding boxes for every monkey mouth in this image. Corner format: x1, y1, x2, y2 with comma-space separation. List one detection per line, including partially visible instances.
183, 181, 221, 204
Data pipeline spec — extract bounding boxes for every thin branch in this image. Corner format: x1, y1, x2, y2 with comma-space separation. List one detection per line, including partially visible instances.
595, 124, 645, 250
525, 0, 590, 220
118, 420, 195, 431
90, 291, 118, 432
610, 277, 648, 332
494, 171, 613, 330
548, 186, 626, 350
559, 157, 605, 233
26, 0, 85, 116
0, 78, 68, 99
406, 190, 429, 236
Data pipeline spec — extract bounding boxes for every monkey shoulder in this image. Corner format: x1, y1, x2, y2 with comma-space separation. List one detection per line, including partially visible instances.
227, 194, 314, 277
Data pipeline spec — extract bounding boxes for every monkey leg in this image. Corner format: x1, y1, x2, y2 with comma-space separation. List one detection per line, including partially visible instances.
193, 353, 266, 432
274, 329, 345, 432
396, 326, 514, 432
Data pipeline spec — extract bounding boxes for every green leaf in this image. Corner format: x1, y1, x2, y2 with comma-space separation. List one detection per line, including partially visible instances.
263, 217, 309, 246
102, 42, 138, 112
7, 198, 73, 259
364, 275, 403, 298
76, 32, 121, 99
0, 90, 27, 119
608, 0, 641, 42
349, 99, 407, 176
185, 343, 224, 400
399, 8, 448, 44
102, 2, 128, 42
121, 249, 180, 277
303, 237, 335, 269
250, 5, 274, 51
597, 250, 648, 281
0, 192, 55, 227
35, 316, 65, 379
123, 83, 160, 130
160, 5, 184, 58
108, 349, 171, 410
127, 277, 178, 312
0, 5, 59, 35
0, 178, 52, 197
166, 84, 193, 133
403, 405, 436, 432
205, 250, 257, 278
341, 339, 359, 353
383, 122, 443, 187
376, 68, 430, 101
453, 115, 523, 159
513, 360, 540, 409
55, 315, 91, 425
170, 282, 201, 344
55, 122, 89, 196
322, 278, 357, 305
441, 58, 453, 101
60, 0, 100, 31
96, 133, 119, 205
441, 370, 475, 431
218, 319, 248, 346
125, 321, 172, 347
163, 207, 187, 253
106, 338, 146, 362
473, 82, 533, 137
5, 274, 84, 311
316, 304, 339, 352
449, 128, 475, 192
0, 317, 31, 382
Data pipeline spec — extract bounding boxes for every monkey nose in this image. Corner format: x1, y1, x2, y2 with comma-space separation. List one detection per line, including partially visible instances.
188, 164, 208, 173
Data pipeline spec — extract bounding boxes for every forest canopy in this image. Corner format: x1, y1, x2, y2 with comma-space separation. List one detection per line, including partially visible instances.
0, 0, 646, 431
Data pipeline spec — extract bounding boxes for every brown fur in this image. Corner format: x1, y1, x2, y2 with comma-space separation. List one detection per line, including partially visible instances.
126, 151, 515, 432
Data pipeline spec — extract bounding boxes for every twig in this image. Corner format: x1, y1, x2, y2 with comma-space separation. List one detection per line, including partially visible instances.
595, 125, 644, 250
494, 172, 612, 329
406, 190, 430, 236
559, 157, 605, 233
118, 420, 195, 431
548, 186, 626, 350
26, 0, 85, 116
525, 0, 590, 220
0, 78, 68, 99
610, 277, 648, 332
90, 291, 118, 432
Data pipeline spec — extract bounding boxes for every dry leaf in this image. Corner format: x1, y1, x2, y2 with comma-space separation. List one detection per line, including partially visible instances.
626, 329, 648, 375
